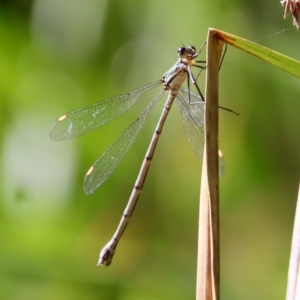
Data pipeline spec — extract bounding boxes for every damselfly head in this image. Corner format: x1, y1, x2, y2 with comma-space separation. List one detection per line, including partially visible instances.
177, 45, 196, 60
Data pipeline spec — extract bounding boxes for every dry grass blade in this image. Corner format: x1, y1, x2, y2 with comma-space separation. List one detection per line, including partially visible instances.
196, 29, 223, 300
286, 183, 300, 300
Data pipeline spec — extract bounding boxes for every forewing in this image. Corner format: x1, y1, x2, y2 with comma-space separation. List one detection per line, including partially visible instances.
177, 89, 205, 160
177, 89, 224, 175
50, 81, 162, 141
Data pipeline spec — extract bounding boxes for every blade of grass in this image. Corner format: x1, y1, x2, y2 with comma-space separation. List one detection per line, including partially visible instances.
286, 183, 300, 300
211, 28, 300, 78
209, 28, 300, 299
196, 30, 223, 300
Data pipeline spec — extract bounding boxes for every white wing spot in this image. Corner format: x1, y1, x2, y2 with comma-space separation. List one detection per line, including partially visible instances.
86, 166, 94, 176
58, 114, 68, 121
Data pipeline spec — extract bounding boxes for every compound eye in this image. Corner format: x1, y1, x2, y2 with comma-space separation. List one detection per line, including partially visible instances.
178, 47, 187, 58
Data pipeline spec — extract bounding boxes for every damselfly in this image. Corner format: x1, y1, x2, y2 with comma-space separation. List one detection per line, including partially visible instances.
50, 41, 219, 266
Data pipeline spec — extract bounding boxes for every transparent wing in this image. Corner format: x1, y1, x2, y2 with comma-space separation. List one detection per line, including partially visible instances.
177, 88, 224, 175
177, 89, 205, 160
84, 90, 166, 195
50, 80, 162, 141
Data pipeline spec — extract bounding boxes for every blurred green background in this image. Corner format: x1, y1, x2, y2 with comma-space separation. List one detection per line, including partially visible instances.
0, 0, 299, 299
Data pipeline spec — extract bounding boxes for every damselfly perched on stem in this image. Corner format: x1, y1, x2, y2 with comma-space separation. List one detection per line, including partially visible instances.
50, 41, 225, 266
